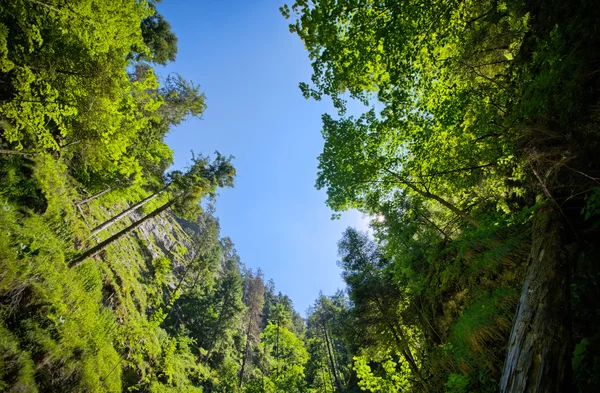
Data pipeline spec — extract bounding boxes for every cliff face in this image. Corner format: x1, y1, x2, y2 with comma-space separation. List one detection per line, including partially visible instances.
80, 196, 201, 284
132, 209, 196, 272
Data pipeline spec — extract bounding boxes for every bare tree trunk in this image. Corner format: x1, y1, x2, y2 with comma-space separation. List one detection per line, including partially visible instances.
275, 318, 280, 382
90, 185, 169, 236
75, 185, 114, 206
500, 202, 574, 393
69, 199, 174, 268
239, 326, 251, 388
0, 149, 35, 156
322, 320, 343, 392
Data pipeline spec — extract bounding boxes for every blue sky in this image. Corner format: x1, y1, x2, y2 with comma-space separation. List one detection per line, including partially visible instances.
156, 0, 370, 315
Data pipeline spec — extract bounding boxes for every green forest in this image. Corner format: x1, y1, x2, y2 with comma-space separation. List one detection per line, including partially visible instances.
1, 0, 600, 392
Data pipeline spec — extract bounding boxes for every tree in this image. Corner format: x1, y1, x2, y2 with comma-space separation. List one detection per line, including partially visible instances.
89, 183, 170, 236
158, 73, 206, 126
204, 249, 246, 364
316, 297, 342, 392
138, 4, 178, 65
338, 228, 429, 392
306, 292, 355, 393
316, 111, 485, 227
0, 0, 168, 186
69, 153, 235, 268
163, 211, 224, 335
261, 322, 308, 393
283, 0, 600, 391
74, 184, 117, 206
500, 202, 572, 393
239, 269, 265, 388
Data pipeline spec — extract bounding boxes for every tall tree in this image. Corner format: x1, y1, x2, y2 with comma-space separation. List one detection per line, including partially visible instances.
204, 247, 245, 364
338, 228, 429, 391
283, 0, 600, 391
137, 3, 178, 65
157, 73, 206, 126
70, 153, 235, 268
260, 322, 309, 393
239, 269, 265, 388
310, 294, 344, 392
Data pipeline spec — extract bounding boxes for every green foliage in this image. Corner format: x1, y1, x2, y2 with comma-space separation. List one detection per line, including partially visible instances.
572, 335, 600, 392
0, 324, 36, 392
284, 0, 600, 390
260, 323, 309, 393
2, 0, 600, 391
446, 289, 517, 390
353, 355, 410, 393
583, 187, 600, 221
158, 74, 206, 126
445, 373, 470, 393
138, 5, 178, 65
0, 196, 122, 392
0, 0, 209, 192
0, 2, 246, 391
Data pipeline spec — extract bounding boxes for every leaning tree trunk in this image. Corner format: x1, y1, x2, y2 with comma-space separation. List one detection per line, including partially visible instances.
75, 185, 114, 206
375, 299, 430, 392
239, 295, 258, 388
322, 320, 343, 393
500, 202, 574, 393
239, 329, 251, 388
69, 199, 175, 268
90, 184, 169, 236
275, 319, 281, 381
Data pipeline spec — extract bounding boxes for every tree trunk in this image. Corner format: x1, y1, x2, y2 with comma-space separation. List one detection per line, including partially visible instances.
375, 299, 430, 392
0, 149, 35, 157
90, 185, 169, 236
500, 203, 574, 393
322, 320, 343, 392
75, 185, 114, 206
239, 296, 256, 388
69, 199, 174, 268
327, 363, 335, 393
329, 327, 344, 386
239, 331, 251, 388
161, 261, 196, 328
389, 321, 430, 392
275, 319, 280, 381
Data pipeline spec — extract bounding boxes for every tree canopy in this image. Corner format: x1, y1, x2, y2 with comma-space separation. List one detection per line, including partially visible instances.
1, 1, 600, 392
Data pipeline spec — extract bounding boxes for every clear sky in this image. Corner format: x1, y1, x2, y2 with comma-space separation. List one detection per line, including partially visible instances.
156, 0, 369, 315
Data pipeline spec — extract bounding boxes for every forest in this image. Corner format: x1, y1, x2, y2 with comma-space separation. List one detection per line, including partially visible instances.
1, 0, 600, 392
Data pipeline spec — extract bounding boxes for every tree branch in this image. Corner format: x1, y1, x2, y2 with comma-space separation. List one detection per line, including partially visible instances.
383, 168, 479, 227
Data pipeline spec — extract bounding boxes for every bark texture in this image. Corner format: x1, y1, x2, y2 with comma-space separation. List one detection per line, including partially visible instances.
500, 203, 573, 393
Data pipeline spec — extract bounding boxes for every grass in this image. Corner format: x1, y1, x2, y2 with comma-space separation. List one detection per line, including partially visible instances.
0, 153, 202, 392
